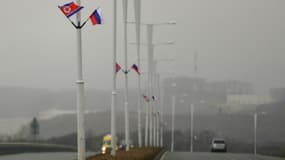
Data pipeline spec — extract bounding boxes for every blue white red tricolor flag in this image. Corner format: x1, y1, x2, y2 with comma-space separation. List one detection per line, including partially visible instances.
115, 63, 121, 74
89, 8, 103, 25
131, 64, 140, 75
58, 1, 84, 18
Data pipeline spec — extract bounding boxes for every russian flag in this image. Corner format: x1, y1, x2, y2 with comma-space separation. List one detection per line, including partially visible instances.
58, 1, 83, 18
131, 64, 140, 75
89, 8, 103, 25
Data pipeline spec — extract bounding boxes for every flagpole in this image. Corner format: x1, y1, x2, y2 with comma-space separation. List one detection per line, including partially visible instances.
157, 74, 163, 147
160, 81, 164, 147
145, 97, 149, 146
156, 74, 160, 147
122, 0, 130, 151
111, 0, 118, 156
134, 0, 142, 148
75, 0, 86, 160
153, 64, 157, 147
156, 111, 160, 147
147, 24, 154, 147
171, 95, 176, 152
150, 46, 155, 147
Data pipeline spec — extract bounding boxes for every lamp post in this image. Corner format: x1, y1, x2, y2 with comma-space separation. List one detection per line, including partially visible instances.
160, 77, 164, 147
133, 0, 142, 147
111, 0, 118, 156
190, 104, 194, 152
254, 113, 257, 155
129, 40, 174, 147
156, 112, 160, 147
147, 25, 154, 146
122, 0, 131, 151
152, 61, 173, 147
154, 73, 161, 147
254, 112, 267, 156
171, 95, 176, 152
179, 93, 194, 152
129, 21, 175, 147
154, 60, 175, 148
171, 82, 176, 152
74, 1, 85, 159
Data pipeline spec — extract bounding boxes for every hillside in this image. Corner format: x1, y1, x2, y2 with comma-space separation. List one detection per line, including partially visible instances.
16, 106, 285, 145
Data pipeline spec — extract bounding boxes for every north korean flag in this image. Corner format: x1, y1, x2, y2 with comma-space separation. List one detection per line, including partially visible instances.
115, 63, 121, 74
58, 2, 83, 18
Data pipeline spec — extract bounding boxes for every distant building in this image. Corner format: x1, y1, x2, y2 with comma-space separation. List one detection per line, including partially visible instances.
206, 80, 253, 93
162, 77, 254, 107
227, 94, 273, 106
270, 88, 285, 102
206, 80, 254, 104
163, 76, 208, 105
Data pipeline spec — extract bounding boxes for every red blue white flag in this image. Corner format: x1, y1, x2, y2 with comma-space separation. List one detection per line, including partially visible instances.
115, 63, 121, 74
131, 64, 140, 75
89, 8, 103, 25
58, 2, 84, 18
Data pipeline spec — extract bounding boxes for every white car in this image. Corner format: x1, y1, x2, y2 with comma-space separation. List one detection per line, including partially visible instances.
211, 138, 227, 152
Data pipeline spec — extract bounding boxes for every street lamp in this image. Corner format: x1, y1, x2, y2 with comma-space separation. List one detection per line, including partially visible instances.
139, 59, 174, 148
129, 43, 174, 147
190, 104, 194, 152
171, 82, 176, 152
129, 21, 175, 147
254, 112, 267, 156
111, 0, 118, 156
179, 93, 195, 153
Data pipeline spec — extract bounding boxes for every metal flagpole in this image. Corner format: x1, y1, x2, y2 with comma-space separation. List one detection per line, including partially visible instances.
160, 78, 164, 147
153, 65, 159, 147
190, 104, 194, 152
254, 113, 257, 155
156, 112, 160, 147
122, 0, 130, 151
171, 95, 176, 152
153, 106, 156, 147
156, 74, 161, 147
134, 0, 142, 148
111, 0, 118, 156
75, 1, 86, 160
145, 98, 149, 146
147, 24, 154, 147
150, 45, 157, 146
153, 72, 157, 147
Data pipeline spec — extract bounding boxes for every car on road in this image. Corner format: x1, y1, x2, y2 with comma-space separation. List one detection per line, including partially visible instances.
211, 138, 227, 152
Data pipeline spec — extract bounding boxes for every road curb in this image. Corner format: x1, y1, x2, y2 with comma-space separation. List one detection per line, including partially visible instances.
154, 149, 167, 160
158, 151, 168, 160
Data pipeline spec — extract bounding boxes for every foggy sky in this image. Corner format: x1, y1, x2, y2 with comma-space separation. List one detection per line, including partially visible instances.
0, 0, 285, 93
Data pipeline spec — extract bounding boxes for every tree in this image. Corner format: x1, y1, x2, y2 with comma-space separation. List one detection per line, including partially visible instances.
30, 117, 40, 141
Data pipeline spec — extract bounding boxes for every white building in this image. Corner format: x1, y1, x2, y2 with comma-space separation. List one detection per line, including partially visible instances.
227, 94, 273, 112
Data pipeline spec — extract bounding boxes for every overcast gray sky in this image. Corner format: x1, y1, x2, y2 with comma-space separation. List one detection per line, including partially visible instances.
0, 0, 284, 93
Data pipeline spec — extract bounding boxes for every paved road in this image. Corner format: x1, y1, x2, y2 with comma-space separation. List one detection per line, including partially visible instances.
161, 152, 285, 160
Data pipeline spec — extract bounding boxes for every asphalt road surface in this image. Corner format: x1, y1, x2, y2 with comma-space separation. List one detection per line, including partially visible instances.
161, 152, 285, 160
